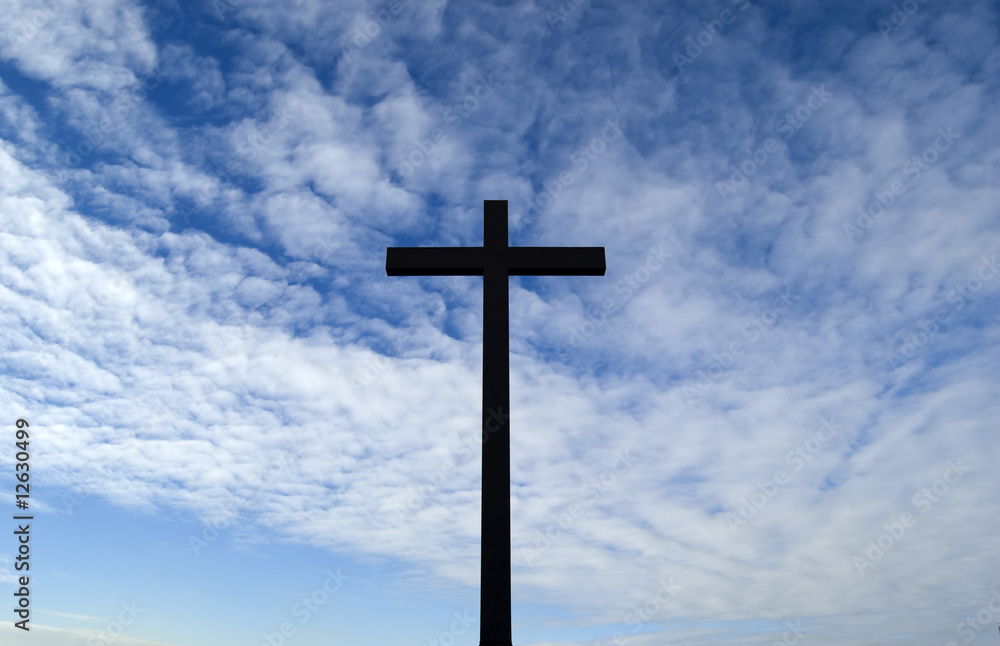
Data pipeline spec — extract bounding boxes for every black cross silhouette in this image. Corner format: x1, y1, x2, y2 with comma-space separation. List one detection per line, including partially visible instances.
386, 200, 605, 646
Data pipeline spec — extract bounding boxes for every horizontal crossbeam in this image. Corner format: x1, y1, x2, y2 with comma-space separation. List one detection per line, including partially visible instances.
508, 247, 606, 276
386, 247, 483, 276
386, 246, 605, 276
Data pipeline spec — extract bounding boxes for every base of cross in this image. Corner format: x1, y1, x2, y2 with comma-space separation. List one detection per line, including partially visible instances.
480, 642, 514, 646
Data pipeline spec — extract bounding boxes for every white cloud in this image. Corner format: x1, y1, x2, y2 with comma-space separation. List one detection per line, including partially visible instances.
0, 0, 156, 90
0, 1, 997, 643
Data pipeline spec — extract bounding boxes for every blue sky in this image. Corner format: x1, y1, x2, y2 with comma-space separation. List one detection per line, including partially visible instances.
0, 0, 998, 644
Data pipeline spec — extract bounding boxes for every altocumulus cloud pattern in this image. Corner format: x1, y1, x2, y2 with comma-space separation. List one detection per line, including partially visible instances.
0, 1, 998, 645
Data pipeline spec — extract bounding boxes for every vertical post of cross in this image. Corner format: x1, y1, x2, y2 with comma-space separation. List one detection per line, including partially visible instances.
385, 199, 605, 646
480, 200, 511, 645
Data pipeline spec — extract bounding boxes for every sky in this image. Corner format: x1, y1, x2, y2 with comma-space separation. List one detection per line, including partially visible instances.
0, 0, 998, 645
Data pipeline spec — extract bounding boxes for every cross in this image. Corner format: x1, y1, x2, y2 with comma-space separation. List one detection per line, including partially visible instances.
386, 200, 605, 646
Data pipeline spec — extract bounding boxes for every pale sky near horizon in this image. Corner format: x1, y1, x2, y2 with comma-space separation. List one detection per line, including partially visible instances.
0, 0, 998, 645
